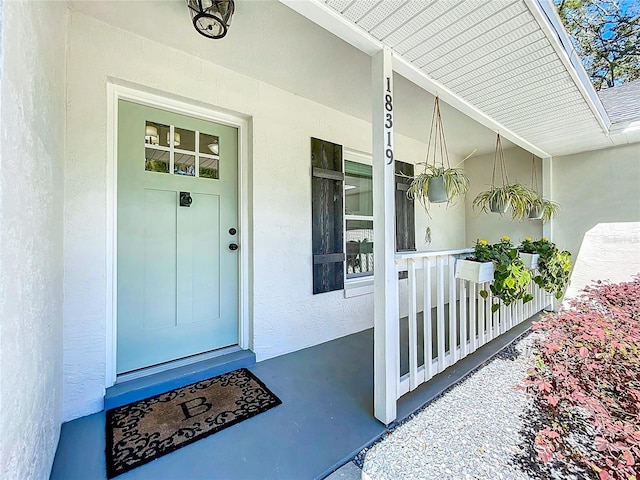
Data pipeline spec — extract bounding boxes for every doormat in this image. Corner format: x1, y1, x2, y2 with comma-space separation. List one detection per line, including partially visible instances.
106, 368, 281, 478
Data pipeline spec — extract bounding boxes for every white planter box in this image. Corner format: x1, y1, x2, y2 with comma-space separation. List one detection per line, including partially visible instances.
455, 259, 494, 283
520, 252, 539, 270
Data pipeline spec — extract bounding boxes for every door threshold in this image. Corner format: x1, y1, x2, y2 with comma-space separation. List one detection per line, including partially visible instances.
106, 347, 255, 410
116, 345, 242, 384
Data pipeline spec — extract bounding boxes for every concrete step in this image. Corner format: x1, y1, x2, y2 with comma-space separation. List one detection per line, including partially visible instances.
105, 349, 256, 410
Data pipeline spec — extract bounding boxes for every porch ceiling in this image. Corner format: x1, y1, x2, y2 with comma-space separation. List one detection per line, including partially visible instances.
285, 0, 620, 157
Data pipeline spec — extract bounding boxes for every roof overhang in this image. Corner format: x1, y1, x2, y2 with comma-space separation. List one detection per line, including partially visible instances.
280, 0, 617, 158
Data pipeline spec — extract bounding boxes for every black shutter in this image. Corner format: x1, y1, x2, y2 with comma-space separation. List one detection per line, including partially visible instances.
395, 160, 416, 252
311, 138, 344, 294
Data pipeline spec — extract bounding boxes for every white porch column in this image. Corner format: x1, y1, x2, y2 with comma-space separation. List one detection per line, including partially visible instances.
372, 47, 399, 424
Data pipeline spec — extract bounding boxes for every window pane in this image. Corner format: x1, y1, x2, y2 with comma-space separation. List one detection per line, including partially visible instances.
199, 133, 219, 155
199, 157, 219, 179
346, 220, 373, 277
145, 121, 170, 147
345, 161, 373, 216
174, 153, 195, 176
174, 127, 196, 152
145, 148, 169, 173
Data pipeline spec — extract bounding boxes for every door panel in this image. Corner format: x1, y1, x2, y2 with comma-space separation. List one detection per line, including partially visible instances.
143, 189, 178, 331
117, 100, 239, 374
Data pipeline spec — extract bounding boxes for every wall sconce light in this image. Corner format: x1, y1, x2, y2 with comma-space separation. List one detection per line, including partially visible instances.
186, 0, 235, 39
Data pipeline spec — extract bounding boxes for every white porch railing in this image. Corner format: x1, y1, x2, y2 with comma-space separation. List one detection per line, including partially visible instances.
394, 249, 552, 399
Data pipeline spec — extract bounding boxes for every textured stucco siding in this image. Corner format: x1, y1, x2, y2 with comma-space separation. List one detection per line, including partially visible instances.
0, 2, 67, 479
552, 143, 640, 259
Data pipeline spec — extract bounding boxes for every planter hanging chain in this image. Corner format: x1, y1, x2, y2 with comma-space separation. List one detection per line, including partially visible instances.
531, 153, 539, 192
491, 133, 509, 188
426, 96, 451, 169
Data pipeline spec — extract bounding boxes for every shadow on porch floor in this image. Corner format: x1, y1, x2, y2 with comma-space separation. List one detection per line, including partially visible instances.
51, 318, 533, 480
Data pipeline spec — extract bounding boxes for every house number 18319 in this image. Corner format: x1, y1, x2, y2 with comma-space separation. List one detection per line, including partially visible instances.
384, 77, 393, 165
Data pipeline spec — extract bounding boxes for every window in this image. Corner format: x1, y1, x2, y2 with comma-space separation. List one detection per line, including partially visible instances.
345, 160, 374, 278
144, 121, 220, 179
310, 138, 415, 295
344, 155, 416, 282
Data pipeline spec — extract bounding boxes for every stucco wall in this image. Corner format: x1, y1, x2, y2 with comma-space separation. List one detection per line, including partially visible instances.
551, 143, 640, 258
564, 223, 640, 302
0, 1, 66, 478
465, 146, 543, 246
63, 13, 467, 421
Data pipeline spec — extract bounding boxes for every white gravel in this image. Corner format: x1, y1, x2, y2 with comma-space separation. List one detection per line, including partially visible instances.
359, 333, 541, 480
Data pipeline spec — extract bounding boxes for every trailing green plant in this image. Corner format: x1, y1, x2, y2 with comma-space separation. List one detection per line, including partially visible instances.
531, 238, 572, 299
528, 194, 561, 222
527, 155, 561, 222
473, 183, 537, 220
407, 96, 473, 212
473, 236, 534, 312
408, 164, 470, 208
473, 134, 538, 220
524, 278, 640, 480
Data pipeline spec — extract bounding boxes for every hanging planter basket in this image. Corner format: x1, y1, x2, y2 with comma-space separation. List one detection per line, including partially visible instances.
472, 134, 536, 220
490, 197, 510, 214
528, 205, 544, 220
408, 97, 472, 212
427, 176, 448, 203
526, 155, 561, 222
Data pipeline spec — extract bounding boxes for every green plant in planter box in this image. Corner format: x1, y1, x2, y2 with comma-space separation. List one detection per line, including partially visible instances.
469, 238, 492, 262
520, 236, 536, 253
478, 236, 534, 312
531, 238, 572, 299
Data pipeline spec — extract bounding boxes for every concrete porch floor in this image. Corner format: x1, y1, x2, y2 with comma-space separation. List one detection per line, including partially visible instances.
51, 318, 533, 480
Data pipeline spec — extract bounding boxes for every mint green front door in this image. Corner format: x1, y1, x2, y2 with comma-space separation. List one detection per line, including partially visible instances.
117, 100, 239, 374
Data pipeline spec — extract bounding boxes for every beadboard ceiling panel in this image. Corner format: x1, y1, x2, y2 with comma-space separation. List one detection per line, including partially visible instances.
321, 0, 614, 157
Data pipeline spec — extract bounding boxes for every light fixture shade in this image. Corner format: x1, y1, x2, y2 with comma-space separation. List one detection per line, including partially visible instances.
167, 131, 181, 147
207, 142, 219, 155
186, 0, 235, 39
145, 125, 159, 145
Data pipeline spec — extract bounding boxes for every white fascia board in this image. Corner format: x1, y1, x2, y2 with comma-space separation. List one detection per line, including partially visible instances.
609, 119, 640, 136
525, 0, 611, 133
279, 0, 551, 159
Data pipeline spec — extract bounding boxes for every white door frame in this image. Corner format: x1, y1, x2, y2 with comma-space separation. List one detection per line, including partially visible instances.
106, 81, 251, 387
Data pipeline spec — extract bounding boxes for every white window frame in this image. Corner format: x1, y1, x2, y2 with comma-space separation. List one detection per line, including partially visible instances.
343, 148, 375, 297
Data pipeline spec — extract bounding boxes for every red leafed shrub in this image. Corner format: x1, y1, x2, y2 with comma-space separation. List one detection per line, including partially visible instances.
524, 278, 640, 479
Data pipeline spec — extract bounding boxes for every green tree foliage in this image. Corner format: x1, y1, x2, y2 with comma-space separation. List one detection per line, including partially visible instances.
554, 0, 640, 89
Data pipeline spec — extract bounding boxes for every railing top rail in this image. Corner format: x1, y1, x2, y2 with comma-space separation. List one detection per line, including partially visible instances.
395, 248, 474, 262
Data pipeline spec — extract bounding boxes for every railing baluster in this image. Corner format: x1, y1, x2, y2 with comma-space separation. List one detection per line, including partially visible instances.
478, 281, 485, 347
448, 255, 457, 363
486, 287, 494, 341
469, 281, 476, 353
460, 277, 468, 357
408, 259, 418, 391
436, 256, 446, 373
423, 257, 433, 381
